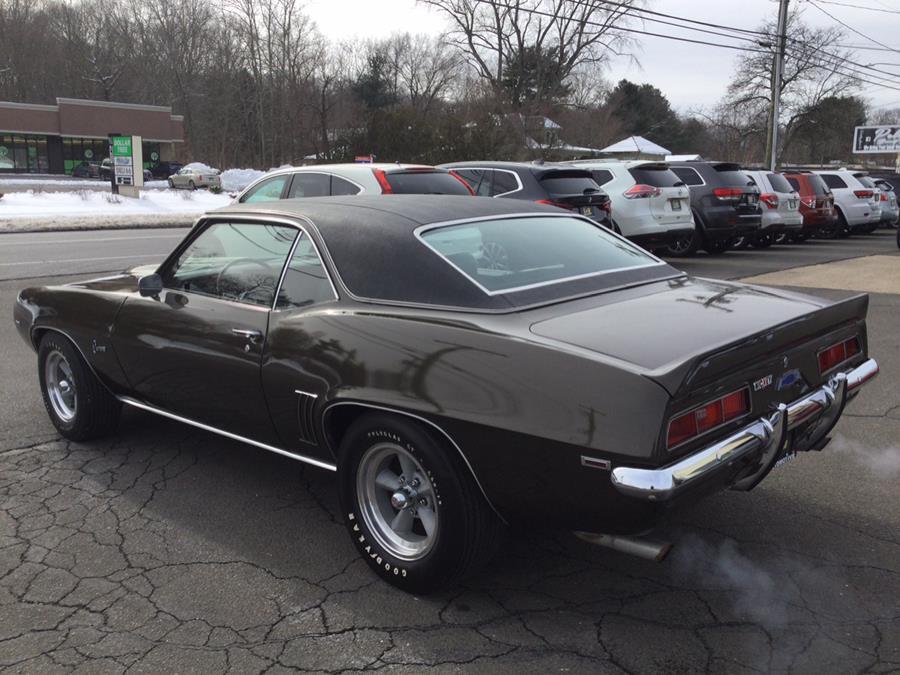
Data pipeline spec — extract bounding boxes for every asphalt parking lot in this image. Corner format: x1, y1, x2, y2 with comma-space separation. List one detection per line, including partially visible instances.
1, 229, 898, 672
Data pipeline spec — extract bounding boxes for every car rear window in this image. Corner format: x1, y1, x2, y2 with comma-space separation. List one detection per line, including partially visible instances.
767, 173, 794, 193
538, 171, 602, 197
419, 215, 655, 295
671, 166, 704, 186
628, 165, 683, 187
385, 171, 472, 195
854, 174, 877, 189
713, 165, 755, 188
819, 174, 848, 189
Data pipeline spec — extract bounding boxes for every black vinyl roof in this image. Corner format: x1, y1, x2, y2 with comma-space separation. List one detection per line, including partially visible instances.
210, 195, 678, 311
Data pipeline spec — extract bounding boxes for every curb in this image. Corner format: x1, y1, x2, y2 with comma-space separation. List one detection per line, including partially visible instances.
0, 218, 195, 235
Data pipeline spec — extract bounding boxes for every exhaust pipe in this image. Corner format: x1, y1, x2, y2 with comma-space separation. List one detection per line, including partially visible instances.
574, 531, 672, 562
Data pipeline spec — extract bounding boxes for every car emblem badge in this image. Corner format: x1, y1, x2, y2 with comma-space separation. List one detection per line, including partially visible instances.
777, 369, 802, 391
753, 374, 773, 392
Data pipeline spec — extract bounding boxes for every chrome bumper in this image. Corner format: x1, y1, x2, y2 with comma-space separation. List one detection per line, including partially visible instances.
611, 359, 879, 501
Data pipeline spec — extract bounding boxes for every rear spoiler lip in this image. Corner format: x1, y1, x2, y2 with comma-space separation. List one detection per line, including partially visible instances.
643, 291, 870, 397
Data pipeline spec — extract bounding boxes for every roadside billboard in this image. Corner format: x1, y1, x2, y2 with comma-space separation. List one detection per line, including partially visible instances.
853, 125, 900, 154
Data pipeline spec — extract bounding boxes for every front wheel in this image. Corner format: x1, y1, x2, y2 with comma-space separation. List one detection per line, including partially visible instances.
38, 333, 120, 441
188, 180, 196, 190
704, 238, 730, 254
167, 178, 175, 189
337, 413, 503, 594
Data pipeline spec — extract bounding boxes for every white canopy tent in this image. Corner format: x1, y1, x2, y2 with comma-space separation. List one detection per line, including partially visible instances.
600, 135, 671, 158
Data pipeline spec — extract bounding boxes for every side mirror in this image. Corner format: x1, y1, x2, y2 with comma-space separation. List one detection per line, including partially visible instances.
138, 273, 163, 298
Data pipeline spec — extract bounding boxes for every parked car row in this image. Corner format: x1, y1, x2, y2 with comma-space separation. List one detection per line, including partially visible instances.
232, 160, 897, 258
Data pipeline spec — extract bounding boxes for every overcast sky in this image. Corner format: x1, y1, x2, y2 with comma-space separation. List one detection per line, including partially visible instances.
304, 0, 900, 113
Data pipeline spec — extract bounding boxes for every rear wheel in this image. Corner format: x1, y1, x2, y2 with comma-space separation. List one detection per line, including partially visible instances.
857, 222, 877, 234
752, 233, 773, 248
188, 179, 196, 191
730, 235, 750, 250
773, 232, 789, 245
337, 413, 503, 594
835, 210, 851, 238
38, 333, 120, 441
704, 238, 730, 254
663, 228, 701, 257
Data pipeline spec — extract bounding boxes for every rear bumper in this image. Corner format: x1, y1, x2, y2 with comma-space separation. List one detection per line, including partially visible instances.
629, 227, 695, 247
610, 358, 879, 501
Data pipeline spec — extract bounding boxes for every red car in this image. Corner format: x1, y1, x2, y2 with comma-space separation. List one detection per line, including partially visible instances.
783, 171, 838, 237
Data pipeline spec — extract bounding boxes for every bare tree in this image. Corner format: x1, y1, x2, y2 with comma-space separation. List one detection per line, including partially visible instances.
418, 0, 639, 106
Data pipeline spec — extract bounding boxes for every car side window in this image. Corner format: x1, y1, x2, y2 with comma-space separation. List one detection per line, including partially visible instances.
491, 170, 519, 195
331, 176, 361, 196
287, 172, 330, 198
275, 235, 335, 309
453, 169, 492, 196
242, 175, 289, 203
162, 222, 297, 307
671, 167, 704, 186
819, 174, 847, 189
590, 169, 613, 186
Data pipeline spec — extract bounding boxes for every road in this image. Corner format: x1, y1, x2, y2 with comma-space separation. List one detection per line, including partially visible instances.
1, 227, 897, 671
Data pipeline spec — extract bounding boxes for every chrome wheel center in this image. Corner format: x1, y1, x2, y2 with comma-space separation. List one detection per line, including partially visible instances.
357, 442, 438, 561
44, 350, 77, 423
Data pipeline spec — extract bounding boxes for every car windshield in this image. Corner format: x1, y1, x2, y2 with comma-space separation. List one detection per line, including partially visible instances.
419, 215, 656, 295
385, 171, 471, 195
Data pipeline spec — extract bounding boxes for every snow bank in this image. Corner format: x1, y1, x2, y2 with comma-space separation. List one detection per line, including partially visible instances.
0, 188, 231, 221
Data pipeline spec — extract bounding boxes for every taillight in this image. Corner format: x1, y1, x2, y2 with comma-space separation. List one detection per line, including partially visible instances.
624, 184, 661, 199
600, 200, 611, 213
666, 387, 750, 450
713, 187, 744, 201
853, 190, 873, 199
818, 336, 861, 374
880, 193, 888, 202
535, 199, 575, 211
373, 168, 393, 194
447, 170, 476, 195
759, 193, 779, 209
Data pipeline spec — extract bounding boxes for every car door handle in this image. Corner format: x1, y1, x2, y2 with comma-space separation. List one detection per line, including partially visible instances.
231, 328, 262, 343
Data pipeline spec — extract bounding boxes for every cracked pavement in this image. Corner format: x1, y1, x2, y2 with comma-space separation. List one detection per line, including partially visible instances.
1, 233, 898, 672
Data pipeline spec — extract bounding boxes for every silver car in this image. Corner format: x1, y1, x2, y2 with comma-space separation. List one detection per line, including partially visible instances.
738, 170, 804, 247
233, 163, 472, 203
168, 166, 222, 190
873, 178, 899, 226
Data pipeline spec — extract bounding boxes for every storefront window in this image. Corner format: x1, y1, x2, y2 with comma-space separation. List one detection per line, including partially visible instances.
62, 137, 109, 175
0, 134, 50, 173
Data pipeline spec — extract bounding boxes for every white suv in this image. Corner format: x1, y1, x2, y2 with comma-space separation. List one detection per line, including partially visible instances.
567, 160, 694, 249
814, 169, 881, 234
740, 170, 804, 247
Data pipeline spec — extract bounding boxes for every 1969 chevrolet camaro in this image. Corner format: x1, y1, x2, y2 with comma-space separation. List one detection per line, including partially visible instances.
14, 196, 878, 593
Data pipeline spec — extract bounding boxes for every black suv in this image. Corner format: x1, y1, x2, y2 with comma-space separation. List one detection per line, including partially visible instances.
664, 161, 761, 255
150, 161, 184, 179
439, 161, 612, 228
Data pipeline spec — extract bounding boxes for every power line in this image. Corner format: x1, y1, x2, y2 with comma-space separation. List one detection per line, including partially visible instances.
806, 0, 900, 54
813, 0, 900, 14
468, 0, 770, 54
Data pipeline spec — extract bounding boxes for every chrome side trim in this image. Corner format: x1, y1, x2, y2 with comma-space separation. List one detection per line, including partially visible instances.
321, 401, 507, 523
119, 396, 337, 472
611, 358, 878, 501
294, 389, 319, 399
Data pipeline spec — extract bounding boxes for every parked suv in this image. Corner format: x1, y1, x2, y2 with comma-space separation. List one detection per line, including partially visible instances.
664, 161, 761, 255
783, 171, 838, 238
814, 169, 880, 235
873, 178, 899, 227
738, 170, 804, 247
235, 163, 473, 203
439, 162, 611, 228
150, 161, 184, 179
565, 160, 693, 248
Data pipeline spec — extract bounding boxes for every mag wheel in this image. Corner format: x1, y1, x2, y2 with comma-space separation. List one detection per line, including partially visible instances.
663, 228, 700, 257
38, 333, 120, 441
337, 413, 503, 594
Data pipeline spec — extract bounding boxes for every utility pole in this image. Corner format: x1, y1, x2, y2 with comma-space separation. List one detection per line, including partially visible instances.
767, 0, 790, 171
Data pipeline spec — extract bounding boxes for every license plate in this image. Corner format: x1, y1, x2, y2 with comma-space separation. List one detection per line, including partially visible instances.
580, 206, 593, 216
670, 199, 682, 211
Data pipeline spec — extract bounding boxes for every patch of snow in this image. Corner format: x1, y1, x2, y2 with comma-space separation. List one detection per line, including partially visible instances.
0, 188, 231, 220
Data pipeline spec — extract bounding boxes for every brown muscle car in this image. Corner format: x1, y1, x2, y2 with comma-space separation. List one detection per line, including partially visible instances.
13, 196, 879, 593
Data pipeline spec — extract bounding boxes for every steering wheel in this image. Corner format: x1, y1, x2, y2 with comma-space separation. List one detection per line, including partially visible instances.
215, 258, 275, 302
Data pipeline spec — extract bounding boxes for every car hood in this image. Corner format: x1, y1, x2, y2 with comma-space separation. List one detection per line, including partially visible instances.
529, 276, 866, 395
